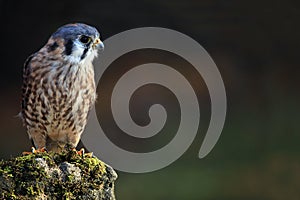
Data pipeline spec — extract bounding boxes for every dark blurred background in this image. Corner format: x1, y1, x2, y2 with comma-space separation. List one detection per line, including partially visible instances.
1, 0, 300, 199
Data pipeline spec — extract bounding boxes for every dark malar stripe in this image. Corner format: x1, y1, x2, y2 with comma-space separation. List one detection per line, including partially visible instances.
81, 47, 89, 60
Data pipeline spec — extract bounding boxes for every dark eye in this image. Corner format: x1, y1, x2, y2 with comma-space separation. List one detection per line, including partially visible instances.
79, 35, 91, 44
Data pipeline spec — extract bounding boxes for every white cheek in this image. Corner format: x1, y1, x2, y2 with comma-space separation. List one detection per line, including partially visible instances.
72, 45, 85, 58
83, 49, 98, 64
64, 40, 98, 65
66, 45, 84, 64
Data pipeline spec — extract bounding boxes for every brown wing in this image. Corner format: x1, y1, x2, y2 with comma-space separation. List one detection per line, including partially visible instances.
21, 54, 35, 120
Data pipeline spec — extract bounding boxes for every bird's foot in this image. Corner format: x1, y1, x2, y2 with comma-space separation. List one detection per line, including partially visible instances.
22, 147, 47, 155
33, 147, 47, 153
76, 148, 93, 157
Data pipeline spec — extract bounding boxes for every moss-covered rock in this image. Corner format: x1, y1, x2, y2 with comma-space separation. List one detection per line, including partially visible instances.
0, 149, 117, 200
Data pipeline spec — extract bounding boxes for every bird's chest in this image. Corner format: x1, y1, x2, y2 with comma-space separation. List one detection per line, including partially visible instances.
58, 66, 94, 106
37, 63, 96, 129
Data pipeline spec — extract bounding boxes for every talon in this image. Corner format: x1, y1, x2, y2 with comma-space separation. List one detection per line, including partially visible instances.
84, 152, 94, 157
78, 148, 94, 157
22, 147, 37, 155
77, 148, 85, 157
38, 147, 47, 153
23, 147, 47, 155
34, 147, 47, 153
22, 151, 32, 155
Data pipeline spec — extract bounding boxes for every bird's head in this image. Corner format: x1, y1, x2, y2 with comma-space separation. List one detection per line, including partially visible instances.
50, 23, 104, 64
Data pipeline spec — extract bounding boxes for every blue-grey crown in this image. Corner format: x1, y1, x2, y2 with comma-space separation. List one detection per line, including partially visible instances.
52, 23, 100, 40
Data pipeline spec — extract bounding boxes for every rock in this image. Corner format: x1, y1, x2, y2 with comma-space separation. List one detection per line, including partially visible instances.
0, 149, 117, 199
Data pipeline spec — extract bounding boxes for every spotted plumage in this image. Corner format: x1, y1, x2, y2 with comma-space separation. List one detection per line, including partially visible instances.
21, 23, 104, 152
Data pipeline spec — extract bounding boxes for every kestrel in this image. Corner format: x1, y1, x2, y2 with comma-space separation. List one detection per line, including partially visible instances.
21, 23, 104, 153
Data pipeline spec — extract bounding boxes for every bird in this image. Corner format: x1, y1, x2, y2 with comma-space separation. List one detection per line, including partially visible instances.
21, 23, 104, 153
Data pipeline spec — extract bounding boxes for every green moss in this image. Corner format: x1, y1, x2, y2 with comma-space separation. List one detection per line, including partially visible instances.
0, 149, 117, 199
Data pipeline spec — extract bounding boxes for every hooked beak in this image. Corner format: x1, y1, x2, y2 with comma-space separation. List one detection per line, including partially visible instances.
93, 38, 104, 51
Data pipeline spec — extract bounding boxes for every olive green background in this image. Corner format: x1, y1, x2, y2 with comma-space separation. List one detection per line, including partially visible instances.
0, 0, 299, 199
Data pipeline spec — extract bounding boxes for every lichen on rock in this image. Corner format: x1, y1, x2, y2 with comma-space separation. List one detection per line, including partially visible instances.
0, 149, 117, 200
